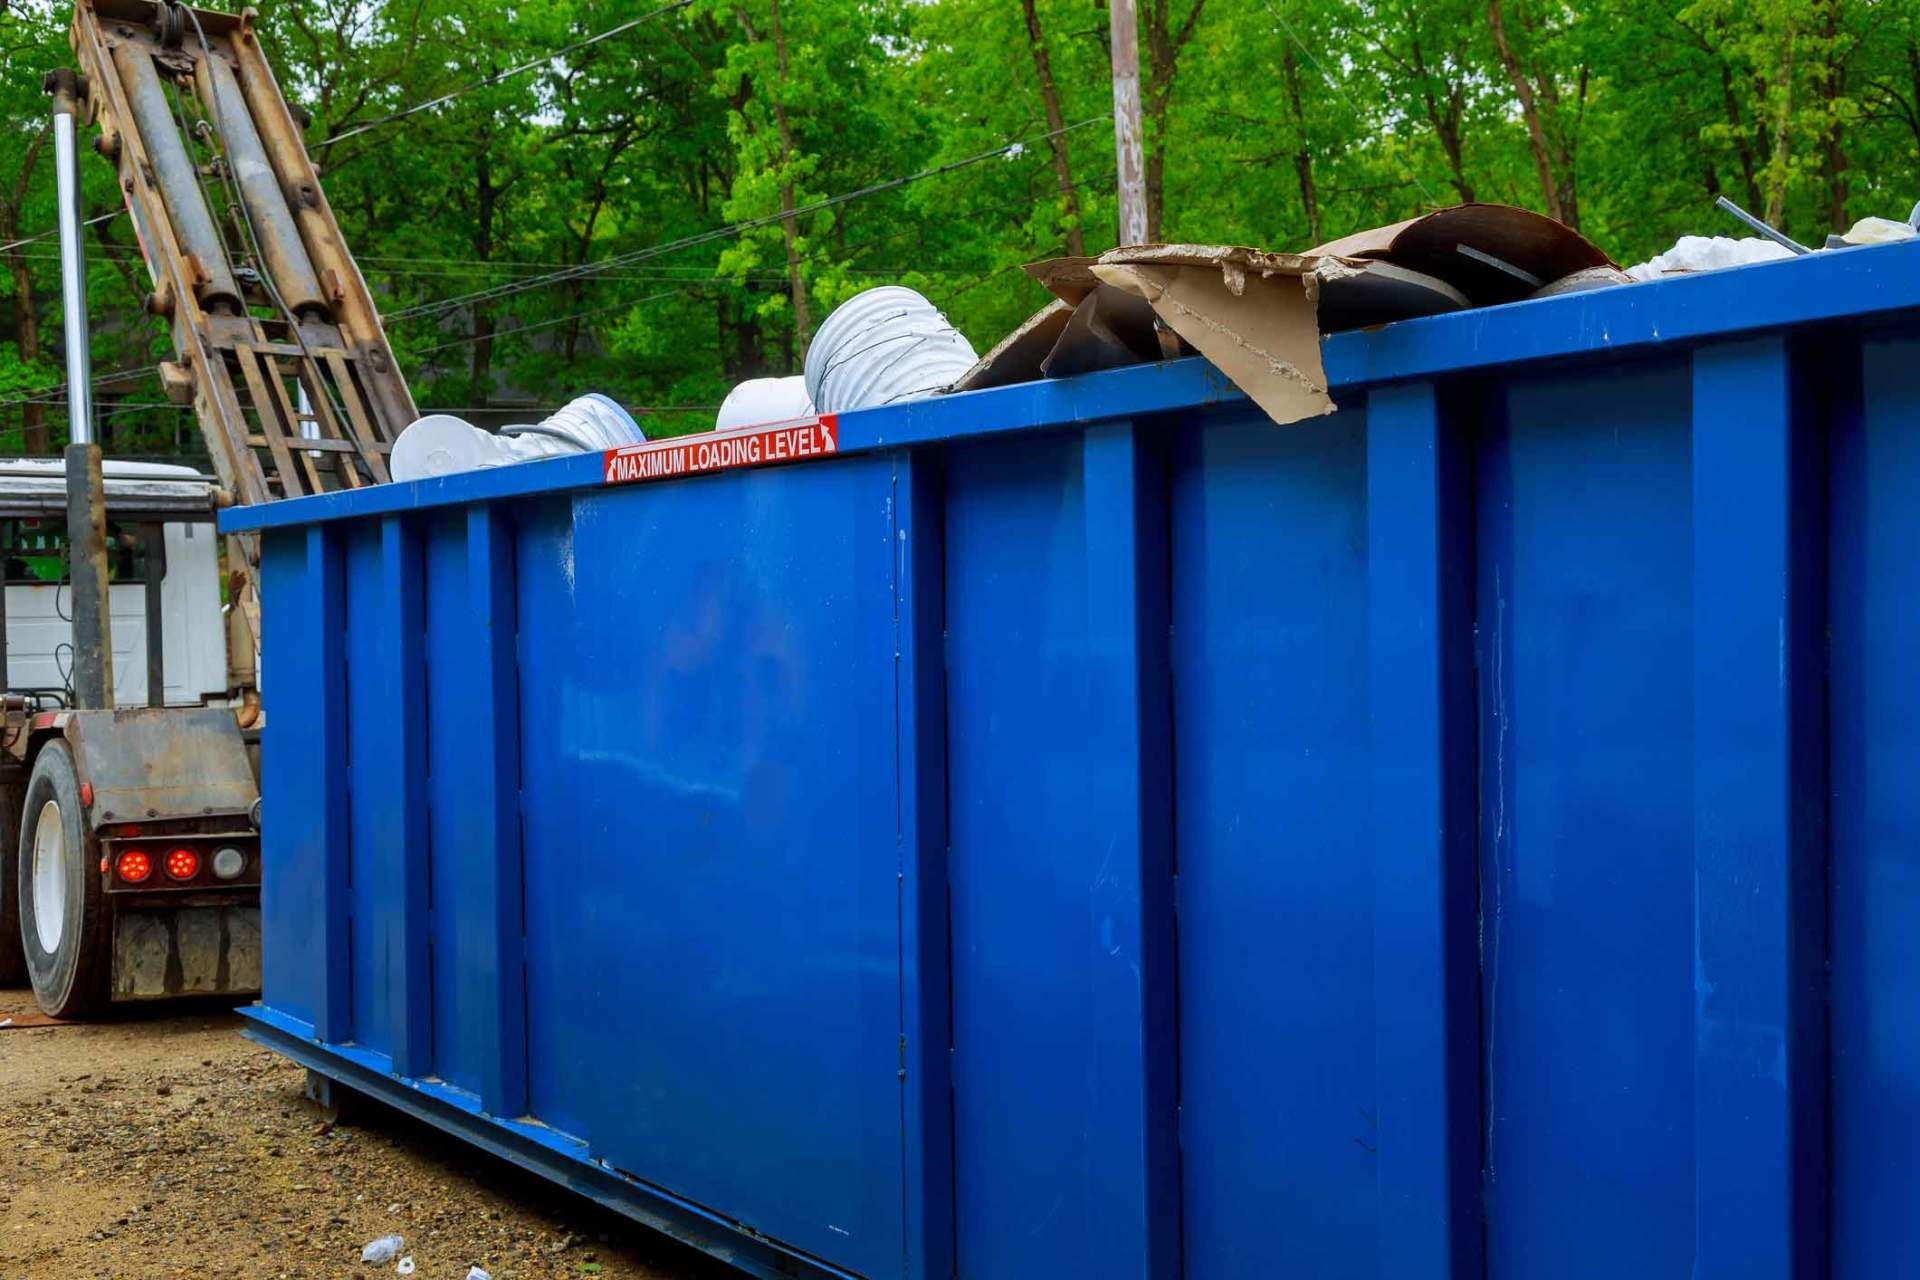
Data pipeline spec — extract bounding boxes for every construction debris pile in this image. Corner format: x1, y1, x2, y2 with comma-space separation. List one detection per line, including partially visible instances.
389, 196, 1920, 478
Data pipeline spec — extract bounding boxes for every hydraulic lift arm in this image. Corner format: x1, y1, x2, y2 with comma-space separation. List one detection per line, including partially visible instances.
60, 0, 415, 509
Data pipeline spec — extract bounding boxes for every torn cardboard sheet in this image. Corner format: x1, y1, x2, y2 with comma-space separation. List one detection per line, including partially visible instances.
951, 299, 1074, 393
1087, 245, 1335, 426
1041, 283, 1162, 378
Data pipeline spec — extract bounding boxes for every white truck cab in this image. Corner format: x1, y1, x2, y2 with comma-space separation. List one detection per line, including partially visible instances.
0, 458, 228, 709
0, 454, 261, 1016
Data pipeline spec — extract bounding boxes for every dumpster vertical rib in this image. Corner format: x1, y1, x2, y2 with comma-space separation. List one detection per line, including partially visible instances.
309, 522, 352, 1045
894, 453, 955, 1278
1690, 335, 1828, 1279
377, 515, 432, 1077
1079, 420, 1180, 1280
467, 505, 528, 1118
1365, 380, 1481, 1277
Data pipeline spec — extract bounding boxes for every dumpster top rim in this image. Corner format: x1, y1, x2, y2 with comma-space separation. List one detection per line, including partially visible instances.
222, 241, 1920, 536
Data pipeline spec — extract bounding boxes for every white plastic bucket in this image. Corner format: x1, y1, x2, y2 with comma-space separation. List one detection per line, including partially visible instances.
391, 394, 646, 482
804, 287, 977, 415
391, 414, 517, 481
716, 376, 814, 430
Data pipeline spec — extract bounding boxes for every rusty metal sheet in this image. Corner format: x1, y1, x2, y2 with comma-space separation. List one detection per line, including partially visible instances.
112, 905, 261, 999
65, 706, 258, 823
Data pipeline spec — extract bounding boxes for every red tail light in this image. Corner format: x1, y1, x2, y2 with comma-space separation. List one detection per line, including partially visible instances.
116, 849, 153, 883
164, 848, 199, 881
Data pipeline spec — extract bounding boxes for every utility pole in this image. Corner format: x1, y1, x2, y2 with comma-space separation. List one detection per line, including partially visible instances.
1108, 0, 1148, 245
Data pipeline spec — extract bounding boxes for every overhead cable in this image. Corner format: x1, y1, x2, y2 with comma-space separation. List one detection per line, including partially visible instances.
314, 0, 694, 149
394, 115, 1109, 320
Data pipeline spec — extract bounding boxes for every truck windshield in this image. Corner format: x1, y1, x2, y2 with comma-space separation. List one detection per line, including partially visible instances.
0, 519, 158, 586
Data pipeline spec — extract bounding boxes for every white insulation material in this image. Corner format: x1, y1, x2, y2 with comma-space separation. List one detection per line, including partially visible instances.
1625, 235, 1793, 280
804, 286, 977, 414
390, 393, 645, 482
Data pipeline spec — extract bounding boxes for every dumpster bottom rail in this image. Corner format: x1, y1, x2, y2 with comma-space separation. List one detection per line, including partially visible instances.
240, 1009, 856, 1280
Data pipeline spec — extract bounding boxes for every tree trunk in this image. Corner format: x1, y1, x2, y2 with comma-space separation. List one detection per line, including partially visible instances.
1764, 18, 1797, 229
1, 126, 51, 454
767, 0, 811, 350
1139, 0, 1206, 243
565, 191, 609, 365
1821, 1, 1848, 233
1022, 0, 1085, 256
470, 151, 499, 397
1280, 47, 1320, 243
1720, 64, 1765, 214
4, 252, 47, 454
1486, 0, 1565, 223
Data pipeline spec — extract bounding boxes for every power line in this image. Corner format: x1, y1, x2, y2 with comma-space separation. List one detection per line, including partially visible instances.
314, 0, 694, 150
0, 210, 123, 257
393, 115, 1110, 321
0, 368, 156, 414
411, 288, 687, 355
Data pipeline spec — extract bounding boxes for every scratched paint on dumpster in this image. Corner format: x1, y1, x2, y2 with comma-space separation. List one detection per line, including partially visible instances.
602, 416, 838, 485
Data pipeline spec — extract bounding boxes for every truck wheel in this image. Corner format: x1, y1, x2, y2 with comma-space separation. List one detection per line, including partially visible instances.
16, 742, 108, 1019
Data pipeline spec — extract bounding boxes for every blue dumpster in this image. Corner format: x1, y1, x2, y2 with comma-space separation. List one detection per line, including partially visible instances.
225, 242, 1920, 1280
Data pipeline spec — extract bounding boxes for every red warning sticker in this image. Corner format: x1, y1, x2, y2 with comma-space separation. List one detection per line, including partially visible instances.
603, 415, 840, 486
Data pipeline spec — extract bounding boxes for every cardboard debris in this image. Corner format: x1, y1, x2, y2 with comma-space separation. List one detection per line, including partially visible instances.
1041, 283, 1162, 378
1308, 202, 1614, 304
954, 204, 1614, 428
1088, 245, 1334, 427
951, 299, 1074, 393
1313, 258, 1469, 329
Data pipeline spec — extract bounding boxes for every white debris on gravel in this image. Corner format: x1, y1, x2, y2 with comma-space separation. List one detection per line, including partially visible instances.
395, 1258, 416, 1276
360, 1233, 404, 1263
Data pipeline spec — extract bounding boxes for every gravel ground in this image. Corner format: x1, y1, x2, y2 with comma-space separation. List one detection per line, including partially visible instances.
0, 988, 728, 1280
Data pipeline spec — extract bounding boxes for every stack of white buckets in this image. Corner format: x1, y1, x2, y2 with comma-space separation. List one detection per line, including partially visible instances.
391, 287, 976, 483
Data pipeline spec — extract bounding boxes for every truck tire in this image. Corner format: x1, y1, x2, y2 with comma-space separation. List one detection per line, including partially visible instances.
17, 742, 109, 1019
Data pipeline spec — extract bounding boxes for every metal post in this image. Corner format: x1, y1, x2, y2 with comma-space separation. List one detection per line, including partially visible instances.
46, 69, 115, 710
0, 531, 11, 694
47, 71, 93, 447
143, 526, 166, 709
1108, 0, 1148, 246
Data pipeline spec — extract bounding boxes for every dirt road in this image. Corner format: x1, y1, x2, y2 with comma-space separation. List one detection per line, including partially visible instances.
0, 988, 728, 1280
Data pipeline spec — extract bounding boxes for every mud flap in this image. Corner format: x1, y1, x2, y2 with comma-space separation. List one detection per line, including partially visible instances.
111, 906, 262, 999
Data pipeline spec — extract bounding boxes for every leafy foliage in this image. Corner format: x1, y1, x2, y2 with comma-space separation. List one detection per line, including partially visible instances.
0, 0, 1914, 453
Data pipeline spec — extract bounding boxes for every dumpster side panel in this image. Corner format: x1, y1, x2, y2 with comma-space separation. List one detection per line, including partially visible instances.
1475, 359, 1696, 1278
515, 499, 596, 1143
259, 527, 327, 1031
343, 523, 396, 1061
540, 460, 905, 1276
1830, 331, 1920, 1275
421, 514, 492, 1102
944, 427, 1179, 1279
1167, 408, 1376, 1279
